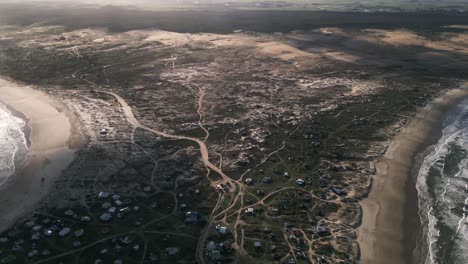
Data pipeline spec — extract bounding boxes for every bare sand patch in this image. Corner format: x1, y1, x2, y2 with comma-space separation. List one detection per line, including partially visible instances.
444, 25, 468, 29
364, 29, 468, 55
367, 29, 427, 46
143, 30, 322, 63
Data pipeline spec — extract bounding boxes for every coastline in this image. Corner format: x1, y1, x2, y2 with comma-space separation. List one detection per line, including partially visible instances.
4, 103, 31, 148
0, 77, 84, 232
358, 85, 468, 264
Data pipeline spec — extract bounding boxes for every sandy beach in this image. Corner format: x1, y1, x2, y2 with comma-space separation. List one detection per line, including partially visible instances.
358, 85, 468, 264
0, 77, 84, 232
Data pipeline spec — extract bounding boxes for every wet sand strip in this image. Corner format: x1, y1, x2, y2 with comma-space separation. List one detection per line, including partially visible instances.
358, 85, 468, 264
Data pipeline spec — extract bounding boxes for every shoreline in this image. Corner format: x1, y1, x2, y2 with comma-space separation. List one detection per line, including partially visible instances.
358, 85, 468, 264
0, 77, 84, 233
4, 103, 31, 148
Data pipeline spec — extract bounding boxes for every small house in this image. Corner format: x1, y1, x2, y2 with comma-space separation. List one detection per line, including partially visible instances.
100, 213, 112, 222
295, 179, 305, 186
262, 177, 273, 183
165, 247, 179, 256
244, 178, 254, 185
185, 211, 199, 224
245, 208, 255, 215
98, 192, 109, 199
58, 228, 71, 237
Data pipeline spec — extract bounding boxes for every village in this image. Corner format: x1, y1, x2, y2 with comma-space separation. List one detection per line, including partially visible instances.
0, 81, 390, 264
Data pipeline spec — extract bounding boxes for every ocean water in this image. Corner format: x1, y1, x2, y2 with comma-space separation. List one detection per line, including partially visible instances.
0, 101, 29, 186
416, 98, 468, 264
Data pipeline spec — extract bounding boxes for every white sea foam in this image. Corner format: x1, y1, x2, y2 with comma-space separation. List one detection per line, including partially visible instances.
0, 101, 29, 186
416, 99, 468, 264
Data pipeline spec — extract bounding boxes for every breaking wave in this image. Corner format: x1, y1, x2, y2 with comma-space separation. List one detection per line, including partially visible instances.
0, 101, 29, 186
416, 98, 468, 264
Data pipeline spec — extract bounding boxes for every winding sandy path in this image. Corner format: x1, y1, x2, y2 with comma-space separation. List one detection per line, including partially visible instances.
101, 91, 234, 189
100, 90, 234, 264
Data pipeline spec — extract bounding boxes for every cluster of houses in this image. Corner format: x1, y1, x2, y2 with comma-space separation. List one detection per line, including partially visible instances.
0, 216, 86, 263
234, 169, 343, 263
205, 225, 231, 262
243, 170, 348, 198
97, 191, 133, 222
0, 189, 162, 263
96, 188, 153, 224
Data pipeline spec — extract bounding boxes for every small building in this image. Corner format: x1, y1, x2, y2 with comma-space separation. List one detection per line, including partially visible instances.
64, 209, 74, 216
74, 229, 84, 238
270, 207, 279, 215
254, 241, 262, 248
185, 211, 199, 224
331, 186, 346, 196
206, 241, 216, 251
245, 208, 255, 215
244, 178, 254, 185
27, 249, 39, 258
43, 229, 53, 236
72, 240, 81, 247
165, 247, 179, 256
98, 192, 109, 199
99, 129, 108, 135
100, 213, 112, 222
318, 255, 328, 264
121, 236, 132, 245
316, 225, 328, 235
216, 225, 228, 235
59, 228, 71, 237
295, 179, 305, 186
108, 207, 117, 214
133, 244, 140, 251
262, 177, 273, 183
80, 216, 91, 222
209, 250, 221, 261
